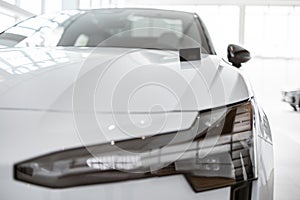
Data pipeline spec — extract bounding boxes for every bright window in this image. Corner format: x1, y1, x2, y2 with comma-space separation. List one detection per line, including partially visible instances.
245, 6, 300, 58
45, 0, 62, 13
195, 6, 240, 56
2, 0, 15, 4
79, 0, 91, 9
20, 0, 42, 14
0, 13, 15, 32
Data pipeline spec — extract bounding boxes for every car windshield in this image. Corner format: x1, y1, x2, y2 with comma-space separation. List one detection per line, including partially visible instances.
0, 9, 212, 53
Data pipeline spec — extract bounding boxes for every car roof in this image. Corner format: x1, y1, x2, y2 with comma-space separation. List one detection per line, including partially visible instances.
79, 7, 197, 17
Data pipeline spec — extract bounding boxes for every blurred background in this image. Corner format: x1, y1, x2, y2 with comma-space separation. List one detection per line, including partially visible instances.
1, 0, 300, 199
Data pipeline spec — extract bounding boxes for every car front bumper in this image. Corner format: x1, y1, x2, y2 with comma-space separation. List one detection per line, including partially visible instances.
0, 174, 258, 200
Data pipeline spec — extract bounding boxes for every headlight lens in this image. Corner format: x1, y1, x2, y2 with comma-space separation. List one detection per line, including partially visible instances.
15, 100, 256, 192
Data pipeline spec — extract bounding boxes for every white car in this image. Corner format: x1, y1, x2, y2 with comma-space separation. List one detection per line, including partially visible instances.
0, 8, 273, 200
282, 89, 300, 111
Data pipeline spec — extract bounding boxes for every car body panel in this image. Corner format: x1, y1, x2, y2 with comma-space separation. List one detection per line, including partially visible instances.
0, 47, 252, 112
0, 47, 256, 199
0, 8, 273, 200
0, 174, 231, 200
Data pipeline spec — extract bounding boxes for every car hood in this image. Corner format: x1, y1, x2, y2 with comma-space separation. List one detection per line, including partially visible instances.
0, 47, 252, 112
0, 47, 253, 161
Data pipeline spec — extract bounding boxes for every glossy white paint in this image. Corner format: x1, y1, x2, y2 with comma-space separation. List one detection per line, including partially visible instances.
0, 47, 252, 112
251, 100, 274, 200
0, 46, 272, 200
0, 46, 255, 148
252, 137, 274, 200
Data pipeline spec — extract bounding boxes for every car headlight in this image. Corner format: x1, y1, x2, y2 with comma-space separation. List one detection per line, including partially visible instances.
15, 100, 257, 192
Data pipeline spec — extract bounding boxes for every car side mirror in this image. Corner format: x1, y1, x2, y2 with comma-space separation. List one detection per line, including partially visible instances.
227, 44, 251, 68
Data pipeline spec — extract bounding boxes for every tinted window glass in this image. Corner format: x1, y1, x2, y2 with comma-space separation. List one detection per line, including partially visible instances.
0, 9, 212, 53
